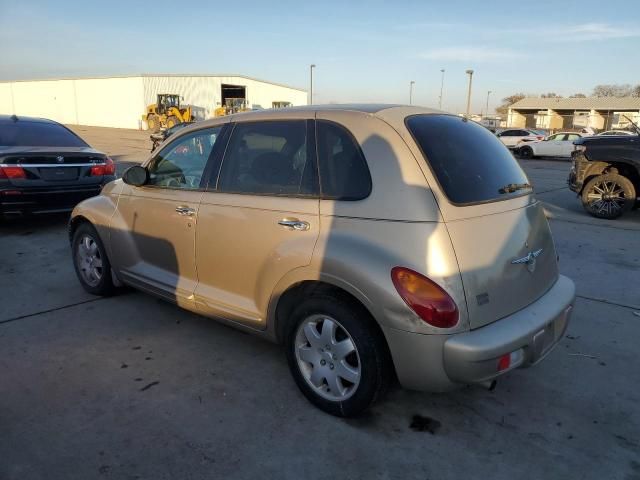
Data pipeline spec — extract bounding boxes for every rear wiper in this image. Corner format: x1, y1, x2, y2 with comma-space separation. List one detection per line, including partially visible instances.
498, 183, 532, 194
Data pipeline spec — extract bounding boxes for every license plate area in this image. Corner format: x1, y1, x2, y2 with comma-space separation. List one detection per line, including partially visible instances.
531, 305, 572, 362
39, 167, 79, 181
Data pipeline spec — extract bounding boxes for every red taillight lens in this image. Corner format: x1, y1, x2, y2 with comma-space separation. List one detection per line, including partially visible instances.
391, 267, 458, 328
537, 136, 544, 140
0, 166, 27, 179
104, 157, 115, 175
90, 157, 115, 176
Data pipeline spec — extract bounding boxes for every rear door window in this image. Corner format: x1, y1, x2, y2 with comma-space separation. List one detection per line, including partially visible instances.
217, 120, 317, 196
406, 114, 530, 205
316, 121, 371, 200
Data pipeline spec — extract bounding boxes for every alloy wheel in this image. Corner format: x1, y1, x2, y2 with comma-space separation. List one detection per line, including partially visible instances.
76, 234, 103, 287
294, 314, 361, 401
586, 179, 627, 217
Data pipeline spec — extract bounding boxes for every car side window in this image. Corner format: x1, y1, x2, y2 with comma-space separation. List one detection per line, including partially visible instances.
547, 134, 558, 141
500, 130, 513, 136
566, 134, 580, 141
147, 127, 221, 189
317, 121, 371, 200
217, 120, 315, 196
519, 130, 531, 136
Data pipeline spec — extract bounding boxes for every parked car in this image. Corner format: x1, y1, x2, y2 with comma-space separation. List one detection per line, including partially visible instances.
496, 128, 545, 148
150, 121, 195, 152
569, 123, 640, 219
516, 132, 582, 159
596, 130, 636, 137
0, 115, 115, 218
69, 106, 575, 417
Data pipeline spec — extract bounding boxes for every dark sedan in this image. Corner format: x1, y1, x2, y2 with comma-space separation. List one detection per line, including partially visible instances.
0, 115, 116, 218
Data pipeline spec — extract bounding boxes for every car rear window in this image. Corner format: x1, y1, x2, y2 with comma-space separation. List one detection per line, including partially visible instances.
0, 121, 88, 147
406, 114, 530, 205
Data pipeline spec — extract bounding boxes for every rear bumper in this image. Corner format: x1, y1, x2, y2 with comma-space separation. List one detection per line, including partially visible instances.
383, 275, 575, 391
0, 180, 112, 216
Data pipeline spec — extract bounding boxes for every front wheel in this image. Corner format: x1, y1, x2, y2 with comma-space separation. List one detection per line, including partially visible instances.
72, 223, 115, 296
147, 114, 161, 133
166, 116, 180, 128
285, 295, 392, 417
581, 173, 636, 219
519, 145, 534, 159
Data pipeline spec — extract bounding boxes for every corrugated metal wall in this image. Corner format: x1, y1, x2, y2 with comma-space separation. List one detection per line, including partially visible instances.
0, 75, 307, 130
142, 76, 307, 120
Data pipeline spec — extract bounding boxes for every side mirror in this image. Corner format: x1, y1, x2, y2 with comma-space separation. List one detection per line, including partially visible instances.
122, 165, 148, 187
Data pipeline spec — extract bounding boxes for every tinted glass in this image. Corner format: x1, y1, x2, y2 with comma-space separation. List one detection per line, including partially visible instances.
217, 121, 314, 196
317, 121, 371, 200
406, 115, 530, 204
0, 121, 88, 147
147, 127, 221, 189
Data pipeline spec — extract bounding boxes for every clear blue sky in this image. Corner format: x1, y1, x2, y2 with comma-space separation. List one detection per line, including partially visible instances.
1, 0, 638, 113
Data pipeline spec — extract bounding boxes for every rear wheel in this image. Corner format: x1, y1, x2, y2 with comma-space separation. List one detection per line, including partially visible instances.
285, 294, 391, 417
147, 114, 161, 132
581, 173, 636, 219
166, 116, 180, 128
72, 223, 115, 296
519, 146, 534, 159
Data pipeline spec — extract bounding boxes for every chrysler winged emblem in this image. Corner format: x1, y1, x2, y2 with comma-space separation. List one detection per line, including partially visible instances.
56, 156, 64, 163
511, 248, 543, 273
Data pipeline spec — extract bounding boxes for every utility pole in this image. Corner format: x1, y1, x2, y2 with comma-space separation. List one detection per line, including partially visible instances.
438, 69, 445, 109
309, 64, 316, 105
465, 69, 474, 118
409, 81, 415, 105
485, 90, 492, 118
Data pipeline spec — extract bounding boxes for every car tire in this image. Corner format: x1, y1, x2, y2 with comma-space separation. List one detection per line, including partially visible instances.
519, 146, 534, 159
581, 173, 636, 219
72, 223, 115, 296
285, 294, 392, 417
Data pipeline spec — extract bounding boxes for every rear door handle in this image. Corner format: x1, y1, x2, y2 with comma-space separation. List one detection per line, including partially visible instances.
278, 219, 310, 231
175, 205, 196, 216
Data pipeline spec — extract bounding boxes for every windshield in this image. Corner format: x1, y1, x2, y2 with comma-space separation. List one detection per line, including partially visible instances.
0, 121, 89, 147
406, 114, 531, 205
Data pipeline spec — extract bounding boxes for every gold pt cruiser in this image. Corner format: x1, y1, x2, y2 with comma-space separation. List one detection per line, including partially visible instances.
70, 105, 575, 417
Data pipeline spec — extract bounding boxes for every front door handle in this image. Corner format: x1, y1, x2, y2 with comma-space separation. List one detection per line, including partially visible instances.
278, 219, 310, 231
175, 205, 195, 216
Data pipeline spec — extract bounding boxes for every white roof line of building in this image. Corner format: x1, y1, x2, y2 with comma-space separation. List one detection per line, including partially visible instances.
0, 73, 307, 93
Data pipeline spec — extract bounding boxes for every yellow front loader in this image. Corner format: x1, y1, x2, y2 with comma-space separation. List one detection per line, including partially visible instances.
143, 94, 193, 132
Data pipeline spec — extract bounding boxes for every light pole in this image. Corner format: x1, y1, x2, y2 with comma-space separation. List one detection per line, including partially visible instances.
465, 69, 474, 118
409, 81, 415, 105
309, 64, 316, 105
438, 69, 445, 109
485, 90, 492, 118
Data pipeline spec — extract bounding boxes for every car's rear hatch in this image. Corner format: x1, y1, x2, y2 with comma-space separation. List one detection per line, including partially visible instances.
0, 147, 108, 188
404, 114, 559, 329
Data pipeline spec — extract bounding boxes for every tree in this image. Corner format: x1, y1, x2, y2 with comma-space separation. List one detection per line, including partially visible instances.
633, 85, 640, 98
496, 93, 526, 114
541, 93, 562, 98
592, 84, 635, 97
570, 93, 586, 98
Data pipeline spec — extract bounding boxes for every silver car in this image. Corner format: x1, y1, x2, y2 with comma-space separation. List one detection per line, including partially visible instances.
70, 105, 575, 417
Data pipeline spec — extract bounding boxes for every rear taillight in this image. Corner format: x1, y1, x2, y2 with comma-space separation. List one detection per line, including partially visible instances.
391, 267, 458, 328
0, 166, 26, 179
90, 157, 115, 176
536, 136, 544, 140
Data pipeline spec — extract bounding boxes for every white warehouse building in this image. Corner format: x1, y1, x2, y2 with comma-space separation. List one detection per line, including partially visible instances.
0, 74, 308, 130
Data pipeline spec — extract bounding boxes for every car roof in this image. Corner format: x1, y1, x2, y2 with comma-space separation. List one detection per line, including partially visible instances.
0, 115, 61, 126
